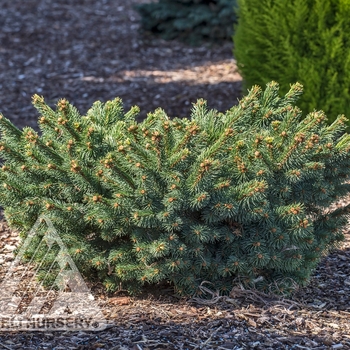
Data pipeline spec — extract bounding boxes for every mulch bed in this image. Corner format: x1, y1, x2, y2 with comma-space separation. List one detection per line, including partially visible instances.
0, 1, 350, 349
0, 0, 241, 130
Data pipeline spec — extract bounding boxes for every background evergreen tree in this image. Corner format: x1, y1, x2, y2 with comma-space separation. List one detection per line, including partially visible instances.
0, 82, 350, 296
233, 0, 350, 127
136, 0, 238, 45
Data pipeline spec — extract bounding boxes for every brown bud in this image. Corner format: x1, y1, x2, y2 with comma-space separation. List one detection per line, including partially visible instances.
197, 194, 206, 202
57, 98, 68, 111
92, 195, 102, 202
57, 117, 67, 125
290, 207, 300, 215
87, 127, 94, 136
45, 203, 54, 210
151, 131, 161, 141
128, 125, 138, 132
225, 128, 234, 136
70, 160, 81, 173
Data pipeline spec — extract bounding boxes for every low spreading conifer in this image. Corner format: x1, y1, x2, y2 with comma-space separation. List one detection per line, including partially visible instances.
0, 82, 349, 296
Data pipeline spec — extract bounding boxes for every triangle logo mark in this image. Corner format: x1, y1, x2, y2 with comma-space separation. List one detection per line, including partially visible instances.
0, 215, 108, 331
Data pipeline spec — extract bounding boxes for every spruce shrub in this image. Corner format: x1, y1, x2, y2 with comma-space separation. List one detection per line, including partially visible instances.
233, 0, 350, 127
136, 0, 238, 44
0, 82, 350, 296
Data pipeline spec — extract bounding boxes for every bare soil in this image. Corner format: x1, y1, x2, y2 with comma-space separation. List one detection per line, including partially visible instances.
0, 1, 349, 349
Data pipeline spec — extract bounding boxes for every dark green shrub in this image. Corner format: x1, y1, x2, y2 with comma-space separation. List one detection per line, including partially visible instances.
233, 0, 350, 126
0, 82, 350, 296
136, 0, 238, 44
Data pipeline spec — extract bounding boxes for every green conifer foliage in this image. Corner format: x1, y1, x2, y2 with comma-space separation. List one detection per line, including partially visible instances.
1, 82, 350, 296
136, 0, 238, 44
233, 0, 350, 126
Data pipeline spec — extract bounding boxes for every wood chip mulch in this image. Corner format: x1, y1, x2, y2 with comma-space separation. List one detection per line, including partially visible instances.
0, 0, 241, 130
0, 0, 350, 349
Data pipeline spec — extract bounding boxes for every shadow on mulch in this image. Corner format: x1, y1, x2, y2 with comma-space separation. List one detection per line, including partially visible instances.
0, 0, 242, 131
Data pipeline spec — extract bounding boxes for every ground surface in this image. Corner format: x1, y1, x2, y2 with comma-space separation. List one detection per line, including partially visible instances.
0, 0, 241, 130
0, 0, 350, 349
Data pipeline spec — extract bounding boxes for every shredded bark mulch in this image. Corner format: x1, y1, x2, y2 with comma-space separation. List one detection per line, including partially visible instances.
0, 0, 349, 349
0, 0, 241, 130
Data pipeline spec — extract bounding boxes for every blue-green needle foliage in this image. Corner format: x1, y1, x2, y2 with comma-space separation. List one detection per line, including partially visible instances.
233, 0, 350, 127
1, 82, 350, 296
